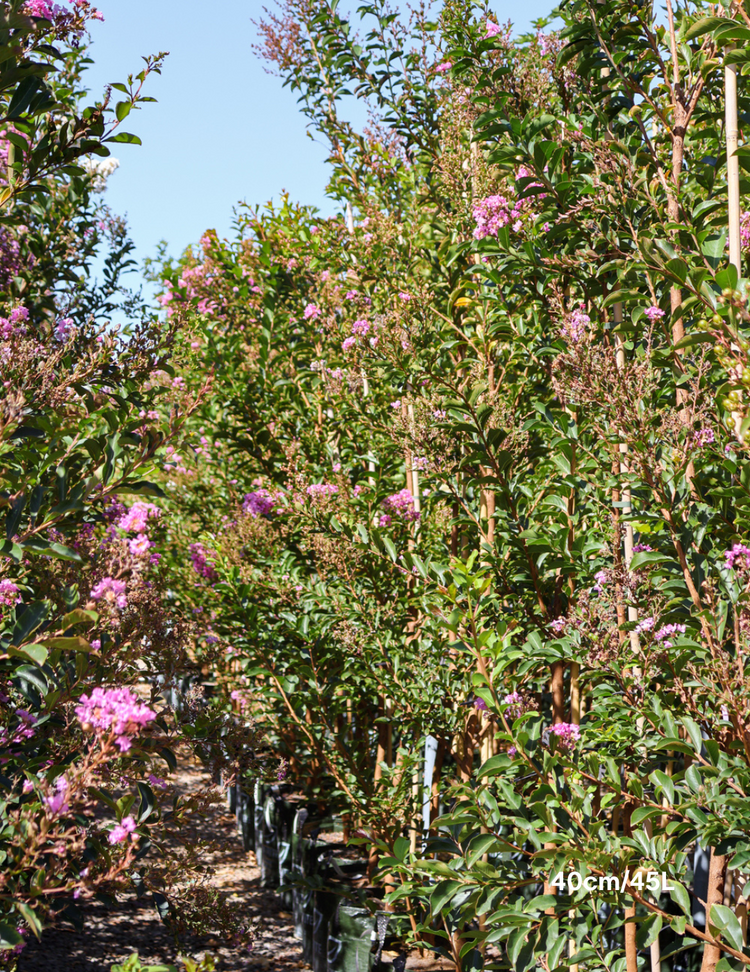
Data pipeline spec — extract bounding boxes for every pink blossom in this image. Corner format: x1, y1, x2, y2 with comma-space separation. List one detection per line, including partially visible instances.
108, 815, 137, 844
54, 318, 75, 343
645, 305, 665, 322
345, 290, 358, 300
561, 309, 590, 343
474, 697, 488, 711
632, 543, 654, 553
378, 513, 392, 527
303, 303, 320, 320
351, 319, 370, 335
635, 616, 655, 634
398, 291, 412, 301
693, 428, 715, 447
725, 543, 750, 571
382, 488, 420, 522
548, 722, 581, 751
485, 21, 503, 37
654, 623, 686, 648
76, 686, 155, 752
342, 336, 356, 352
306, 483, 338, 499
44, 776, 69, 816
189, 543, 218, 581
116, 502, 160, 534
148, 774, 167, 790
0, 579, 21, 608
550, 618, 566, 633
90, 577, 127, 609
243, 488, 279, 518
128, 534, 152, 557
436, 61, 452, 73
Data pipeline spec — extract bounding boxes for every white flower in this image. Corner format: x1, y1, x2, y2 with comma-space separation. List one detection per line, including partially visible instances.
81, 156, 120, 193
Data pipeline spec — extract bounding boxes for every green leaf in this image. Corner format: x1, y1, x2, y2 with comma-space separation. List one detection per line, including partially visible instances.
8, 642, 48, 665
670, 881, 692, 918
709, 903, 744, 952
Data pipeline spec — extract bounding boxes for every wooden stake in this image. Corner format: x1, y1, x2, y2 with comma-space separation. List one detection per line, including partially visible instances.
726, 50, 741, 271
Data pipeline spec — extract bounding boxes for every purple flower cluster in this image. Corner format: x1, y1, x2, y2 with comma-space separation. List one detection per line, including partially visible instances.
473, 194, 524, 239
473, 696, 488, 711
0, 578, 21, 612
561, 309, 590, 343
75, 686, 156, 752
0, 306, 29, 341
654, 623, 686, 648
116, 502, 161, 534
549, 722, 581, 751
90, 577, 127, 610
306, 483, 338, 499
635, 616, 655, 634
645, 305, 665, 322
351, 319, 370, 335
382, 488, 420, 522
0, 708, 37, 748
725, 543, 750, 572
502, 691, 528, 720
243, 488, 279, 518
632, 543, 654, 553
550, 618, 566, 634
741, 211, 750, 253
44, 775, 69, 816
189, 543, 219, 582
54, 318, 75, 343
693, 428, 715, 447
108, 815, 137, 844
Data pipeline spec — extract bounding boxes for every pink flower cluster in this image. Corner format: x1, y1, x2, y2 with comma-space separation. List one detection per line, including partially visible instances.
54, 318, 75, 343
75, 686, 156, 752
306, 483, 339, 499
549, 722, 581, 751
645, 305, 665, 322
693, 428, 715, 447
725, 543, 750, 571
632, 543, 654, 553
304, 303, 320, 320
90, 577, 127, 610
109, 815, 137, 844
0, 708, 37, 748
0, 307, 29, 341
342, 336, 356, 352
189, 542, 218, 582
635, 616, 655, 634
561, 308, 590, 343
116, 502, 161, 534
45, 775, 69, 815
473, 194, 524, 240
654, 623, 686, 648
351, 319, 370, 335
243, 488, 279, 518
741, 211, 750, 253
382, 488, 420, 522
502, 691, 528, 720
0, 578, 21, 611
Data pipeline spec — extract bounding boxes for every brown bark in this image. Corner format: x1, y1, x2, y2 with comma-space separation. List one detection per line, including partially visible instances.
701, 850, 728, 972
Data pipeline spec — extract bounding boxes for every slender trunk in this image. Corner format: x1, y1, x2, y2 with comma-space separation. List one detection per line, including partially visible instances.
701, 850, 728, 972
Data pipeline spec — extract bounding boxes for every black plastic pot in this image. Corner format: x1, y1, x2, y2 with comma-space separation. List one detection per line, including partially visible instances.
236, 783, 255, 852
327, 902, 375, 972
253, 781, 267, 871
312, 888, 338, 972
276, 798, 297, 909
261, 792, 280, 888
227, 779, 237, 815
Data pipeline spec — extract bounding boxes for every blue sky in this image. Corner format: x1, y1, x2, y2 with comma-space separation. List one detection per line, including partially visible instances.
84, 0, 558, 274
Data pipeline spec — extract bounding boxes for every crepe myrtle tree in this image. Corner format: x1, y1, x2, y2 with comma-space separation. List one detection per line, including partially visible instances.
152, 0, 750, 968
0, 4, 256, 964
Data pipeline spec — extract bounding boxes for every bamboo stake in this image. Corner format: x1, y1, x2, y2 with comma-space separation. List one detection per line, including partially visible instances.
726, 49, 741, 270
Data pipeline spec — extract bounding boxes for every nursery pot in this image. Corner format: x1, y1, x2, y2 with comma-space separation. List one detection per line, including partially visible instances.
276, 797, 297, 909
261, 792, 280, 888
311, 888, 337, 972
236, 782, 254, 852
327, 902, 375, 972
253, 781, 267, 870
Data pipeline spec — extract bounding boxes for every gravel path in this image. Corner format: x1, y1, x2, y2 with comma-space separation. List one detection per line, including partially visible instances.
19, 751, 309, 972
